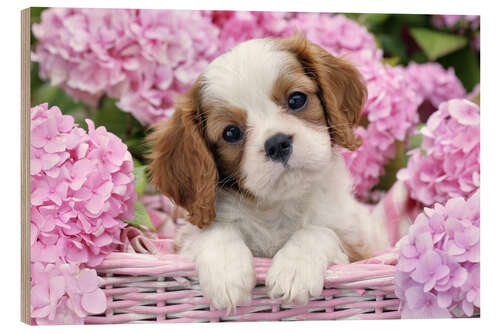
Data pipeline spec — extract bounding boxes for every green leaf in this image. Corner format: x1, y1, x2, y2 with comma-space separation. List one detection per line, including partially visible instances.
30, 7, 48, 45
93, 98, 129, 140
132, 165, 148, 197
125, 137, 150, 159
374, 140, 407, 192
124, 201, 156, 231
358, 14, 391, 28
30, 7, 47, 25
403, 124, 425, 164
375, 32, 408, 62
382, 56, 400, 66
409, 51, 429, 64
392, 14, 429, 27
439, 47, 480, 91
343, 13, 360, 21
410, 28, 468, 60
133, 158, 143, 168
92, 97, 149, 161
408, 133, 423, 151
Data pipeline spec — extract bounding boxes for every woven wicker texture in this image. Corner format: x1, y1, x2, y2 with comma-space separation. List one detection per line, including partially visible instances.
85, 184, 408, 324
86, 252, 400, 323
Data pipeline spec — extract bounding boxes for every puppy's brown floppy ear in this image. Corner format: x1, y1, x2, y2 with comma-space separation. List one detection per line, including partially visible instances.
147, 81, 218, 228
280, 35, 367, 150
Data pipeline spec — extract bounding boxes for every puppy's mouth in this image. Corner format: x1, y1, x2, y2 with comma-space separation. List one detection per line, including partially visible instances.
267, 159, 311, 182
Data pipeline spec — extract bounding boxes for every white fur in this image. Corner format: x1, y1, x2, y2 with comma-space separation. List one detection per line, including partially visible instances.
176, 223, 255, 313
176, 38, 391, 311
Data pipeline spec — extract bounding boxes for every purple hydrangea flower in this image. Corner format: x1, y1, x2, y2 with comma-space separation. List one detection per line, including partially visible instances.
395, 191, 480, 318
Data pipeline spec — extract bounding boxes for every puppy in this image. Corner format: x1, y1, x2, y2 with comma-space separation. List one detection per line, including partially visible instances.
147, 35, 391, 312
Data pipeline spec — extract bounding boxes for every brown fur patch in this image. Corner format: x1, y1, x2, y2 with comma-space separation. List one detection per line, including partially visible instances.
276, 34, 367, 150
203, 104, 252, 197
204, 104, 247, 142
146, 80, 218, 228
272, 60, 328, 128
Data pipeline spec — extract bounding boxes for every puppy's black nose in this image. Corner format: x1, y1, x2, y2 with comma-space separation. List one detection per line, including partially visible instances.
265, 133, 293, 164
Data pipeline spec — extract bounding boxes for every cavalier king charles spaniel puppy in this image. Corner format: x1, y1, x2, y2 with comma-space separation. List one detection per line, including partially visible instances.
148, 35, 392, 312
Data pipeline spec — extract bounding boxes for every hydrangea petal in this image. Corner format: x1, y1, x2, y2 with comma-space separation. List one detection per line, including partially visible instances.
81, 288, 107, 314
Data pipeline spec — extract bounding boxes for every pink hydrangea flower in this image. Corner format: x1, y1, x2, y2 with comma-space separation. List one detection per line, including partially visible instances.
33, 8, 220, 125
459, 262, 480, 316
289, 13, 381, 62
30, 103, 136, 324
395, 191, 480, 318
31, 103, 136, 267
402, 286, 452, 319
211, 11, 294, 53
31, 261, 106, 325
398, 99, 480, 206
406, 62, 466, 110
343, 62, 421, 199
212, 12, 381, 62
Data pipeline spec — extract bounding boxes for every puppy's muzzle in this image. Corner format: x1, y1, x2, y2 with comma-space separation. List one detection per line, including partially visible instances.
265, 133, 293, 165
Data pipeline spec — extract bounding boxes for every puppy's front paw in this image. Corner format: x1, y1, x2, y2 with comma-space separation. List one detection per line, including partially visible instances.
266, 245, 348, 305
196, 245, 255, 313
266, 248, 325, 305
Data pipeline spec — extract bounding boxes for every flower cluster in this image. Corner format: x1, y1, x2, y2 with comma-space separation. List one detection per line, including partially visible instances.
343, 63, 421, 198
30, 103, 136, 324
395, 191, 479, 318
32, 8, 220, 125
31, 261, 106, 325
397, 99, 480, 206
290, 13, 382, 62
211, 11, 293, 53
406, 62, 466, 110
213, 11, 381, 60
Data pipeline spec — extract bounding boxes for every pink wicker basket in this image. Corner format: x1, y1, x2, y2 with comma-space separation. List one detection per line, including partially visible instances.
85, 185, 408, 324
86, 252, 400, 323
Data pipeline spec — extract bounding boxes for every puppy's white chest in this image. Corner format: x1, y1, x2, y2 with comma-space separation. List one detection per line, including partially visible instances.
217, 195, 308, 258
242, 212, 303, 257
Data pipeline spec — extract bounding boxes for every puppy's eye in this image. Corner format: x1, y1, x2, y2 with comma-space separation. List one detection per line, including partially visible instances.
222, 125, 243, 143
287, 92, 307, 111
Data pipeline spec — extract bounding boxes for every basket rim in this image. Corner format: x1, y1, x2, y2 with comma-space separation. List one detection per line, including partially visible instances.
95, 252, 397, 287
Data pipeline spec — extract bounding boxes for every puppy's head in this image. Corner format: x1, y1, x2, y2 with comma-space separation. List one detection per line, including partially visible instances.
148, 35, 366, 228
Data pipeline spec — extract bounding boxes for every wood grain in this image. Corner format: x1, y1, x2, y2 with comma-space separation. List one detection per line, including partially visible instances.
21, 7, 31, 325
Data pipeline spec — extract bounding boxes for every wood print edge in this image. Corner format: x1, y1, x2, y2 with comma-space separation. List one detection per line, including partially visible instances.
21, 7, 31, 325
